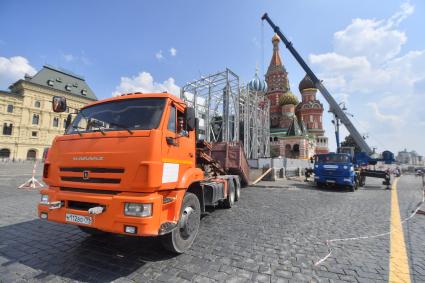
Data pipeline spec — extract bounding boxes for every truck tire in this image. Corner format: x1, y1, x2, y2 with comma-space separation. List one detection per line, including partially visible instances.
161, 192, 200, 254
78, 226, 107, 236
349, 180, 357, 192
359, 176, 366, 187
234, 179, 241, 202
223, 180, 235, 208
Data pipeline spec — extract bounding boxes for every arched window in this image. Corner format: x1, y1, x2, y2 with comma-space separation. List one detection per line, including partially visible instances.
7, 105, 13, 113
53, 117, 59, 127
34, 101, 41, 108
27, 149, 37, 160
0, 148, 10, 159
273, 137, 278, 142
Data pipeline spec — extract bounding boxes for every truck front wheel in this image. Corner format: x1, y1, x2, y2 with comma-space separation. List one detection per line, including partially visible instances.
161, 192, 200, 254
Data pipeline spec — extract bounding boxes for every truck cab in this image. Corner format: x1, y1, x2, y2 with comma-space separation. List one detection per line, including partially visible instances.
313, 153, 358, 191
38, 92, 240, 253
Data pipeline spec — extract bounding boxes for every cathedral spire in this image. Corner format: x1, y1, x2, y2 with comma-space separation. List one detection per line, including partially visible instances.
268, 34, 286, 72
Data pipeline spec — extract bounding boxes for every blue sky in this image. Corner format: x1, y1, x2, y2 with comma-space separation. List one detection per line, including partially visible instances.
1, 0, 424, 155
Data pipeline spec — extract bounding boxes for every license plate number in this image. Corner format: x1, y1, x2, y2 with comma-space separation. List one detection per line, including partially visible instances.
66, 213, 92, 225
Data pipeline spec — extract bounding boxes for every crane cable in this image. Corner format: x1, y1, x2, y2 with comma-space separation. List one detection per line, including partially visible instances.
261, 20, 265, 77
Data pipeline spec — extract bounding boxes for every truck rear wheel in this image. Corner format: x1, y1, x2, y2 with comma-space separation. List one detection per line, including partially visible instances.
161, 192, 200, 254
234, 179, 241, 202
223, 180, 235, 208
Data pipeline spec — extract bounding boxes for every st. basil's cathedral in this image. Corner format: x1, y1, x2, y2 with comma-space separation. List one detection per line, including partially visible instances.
249, 34, 329, 159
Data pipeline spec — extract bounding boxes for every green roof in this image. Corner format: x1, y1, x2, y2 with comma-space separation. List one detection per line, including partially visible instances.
26, 65, 97, 100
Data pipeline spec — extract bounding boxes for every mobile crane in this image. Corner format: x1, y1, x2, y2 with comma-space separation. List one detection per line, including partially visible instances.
262, 13, 394, 191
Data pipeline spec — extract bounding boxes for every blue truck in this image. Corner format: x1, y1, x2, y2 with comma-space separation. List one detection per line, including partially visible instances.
313, 153, 359, 192
312, 152, 392, 192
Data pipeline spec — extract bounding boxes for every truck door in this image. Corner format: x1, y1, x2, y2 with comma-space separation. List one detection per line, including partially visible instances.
161, 103, 194, 189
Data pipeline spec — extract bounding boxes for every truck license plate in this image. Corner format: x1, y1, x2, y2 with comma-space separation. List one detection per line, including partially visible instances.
326, 180, 336, 184
66, 213, 92, 225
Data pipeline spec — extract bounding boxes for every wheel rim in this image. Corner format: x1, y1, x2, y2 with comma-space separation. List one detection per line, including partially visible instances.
230, 189, 235, 204
179, 206, 196, 239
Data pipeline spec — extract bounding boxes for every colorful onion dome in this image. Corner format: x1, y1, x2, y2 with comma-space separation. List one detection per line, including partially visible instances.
299, 74, 316, 92
279, 91, 299, 106
248, 70, 267, 92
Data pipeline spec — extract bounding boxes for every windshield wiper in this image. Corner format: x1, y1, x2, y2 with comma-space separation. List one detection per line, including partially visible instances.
72, 125, 83, 136
91, 125, 106, 135
109, 122, 134, 134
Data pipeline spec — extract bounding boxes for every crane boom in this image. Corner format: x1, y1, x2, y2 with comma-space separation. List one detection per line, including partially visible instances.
261, 13, 373, 155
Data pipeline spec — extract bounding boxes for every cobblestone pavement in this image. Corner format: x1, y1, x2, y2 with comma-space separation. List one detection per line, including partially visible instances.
0, 163, 425, 283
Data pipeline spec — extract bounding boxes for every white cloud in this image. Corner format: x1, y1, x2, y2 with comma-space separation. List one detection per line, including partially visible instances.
113, 71, 180, 97
61, 51, 91, 65
367, 102, 403, 128
155, 50, 164, 60
169, 47, 177, 56
333, 2, 413, 64
63, 54, 75, 62
308, 2, 425, 154
0, 56, 36, 89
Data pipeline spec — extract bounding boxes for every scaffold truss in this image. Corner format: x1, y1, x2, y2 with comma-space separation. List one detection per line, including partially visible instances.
182, 69, 270, 159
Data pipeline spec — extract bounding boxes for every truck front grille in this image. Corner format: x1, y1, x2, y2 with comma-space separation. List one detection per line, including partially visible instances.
60, 167, 124, 173
61, 176, 121, 184
60, 187, 120, 195
59, 167, 124, 184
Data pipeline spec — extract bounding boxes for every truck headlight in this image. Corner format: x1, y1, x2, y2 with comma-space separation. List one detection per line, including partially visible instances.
40, 194, 49, 205
124, 203, 152, 217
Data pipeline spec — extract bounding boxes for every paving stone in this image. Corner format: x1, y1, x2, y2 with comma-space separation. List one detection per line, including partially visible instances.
0, 165, 424, 283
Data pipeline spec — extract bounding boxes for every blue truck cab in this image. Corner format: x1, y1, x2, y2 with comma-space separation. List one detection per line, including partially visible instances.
313, 153, 358, 191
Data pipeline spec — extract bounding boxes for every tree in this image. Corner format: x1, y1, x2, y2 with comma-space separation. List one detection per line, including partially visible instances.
340, 134, 362, 153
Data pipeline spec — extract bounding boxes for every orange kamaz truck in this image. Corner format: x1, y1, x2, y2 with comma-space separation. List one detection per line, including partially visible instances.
38, 92, 248, 253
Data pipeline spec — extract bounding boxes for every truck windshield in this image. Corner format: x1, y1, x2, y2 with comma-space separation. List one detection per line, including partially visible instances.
66, 98, 166, 135
316, 154, 351, 164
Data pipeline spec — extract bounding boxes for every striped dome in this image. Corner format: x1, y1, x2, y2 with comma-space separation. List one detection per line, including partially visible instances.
248, 72, 267, 92
279, 91, 299, 106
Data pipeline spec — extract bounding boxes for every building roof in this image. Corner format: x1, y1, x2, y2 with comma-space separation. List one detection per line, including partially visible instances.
279, 91, 299, 106
286, 117, 304, 136
25, 65, 97, 100
299, 74, 316, 92
248, 70, 267, 92
267, 34, 286, 74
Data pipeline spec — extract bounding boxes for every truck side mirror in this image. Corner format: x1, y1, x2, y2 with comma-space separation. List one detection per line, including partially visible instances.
185, 107, 196, 131
52, 96, 67, 113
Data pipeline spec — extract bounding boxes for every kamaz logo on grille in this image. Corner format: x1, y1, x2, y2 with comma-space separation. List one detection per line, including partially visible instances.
73, 156, 104, 161
83, 170, 90, 180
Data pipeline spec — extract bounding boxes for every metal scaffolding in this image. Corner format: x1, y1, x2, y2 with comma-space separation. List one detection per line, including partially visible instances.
240, 86, 270, 159
182, 68, 270, 159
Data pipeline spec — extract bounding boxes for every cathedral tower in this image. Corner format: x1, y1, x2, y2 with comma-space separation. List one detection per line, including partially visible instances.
265, 34, 290, 128
296, 74, 329, 154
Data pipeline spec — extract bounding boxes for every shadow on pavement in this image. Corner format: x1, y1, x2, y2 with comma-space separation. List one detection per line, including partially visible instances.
0, 219, 177, 282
